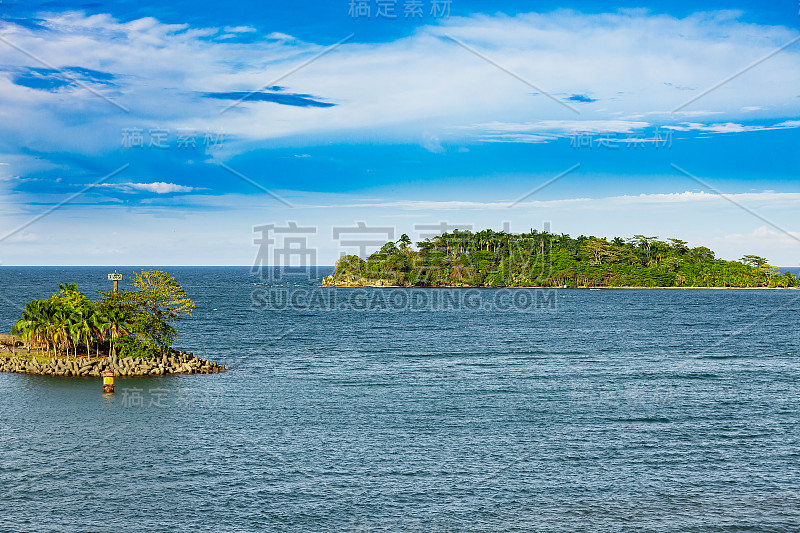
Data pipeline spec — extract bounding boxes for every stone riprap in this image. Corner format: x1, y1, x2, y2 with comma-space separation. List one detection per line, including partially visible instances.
0, 351, 224, 377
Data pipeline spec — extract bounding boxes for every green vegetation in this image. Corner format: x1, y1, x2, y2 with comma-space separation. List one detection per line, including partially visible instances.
10, 270, 195, 359
325, 230, 799, 288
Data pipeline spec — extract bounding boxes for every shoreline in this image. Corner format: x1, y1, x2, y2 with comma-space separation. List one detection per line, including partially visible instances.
323, 282, 797, 290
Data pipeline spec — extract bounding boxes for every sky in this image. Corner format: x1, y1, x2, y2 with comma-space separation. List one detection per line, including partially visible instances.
0, 0, 798, 266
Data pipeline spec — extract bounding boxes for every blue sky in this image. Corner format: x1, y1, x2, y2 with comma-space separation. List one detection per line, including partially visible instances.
0, 0, 798, 265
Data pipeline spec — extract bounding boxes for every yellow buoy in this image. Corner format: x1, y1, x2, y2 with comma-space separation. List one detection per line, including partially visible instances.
102, 371, 115, 393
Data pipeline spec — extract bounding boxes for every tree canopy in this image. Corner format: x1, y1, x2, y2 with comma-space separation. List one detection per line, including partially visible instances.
11, 269, 195, 359
325, 229, 797, 288
101, 269, 195, 349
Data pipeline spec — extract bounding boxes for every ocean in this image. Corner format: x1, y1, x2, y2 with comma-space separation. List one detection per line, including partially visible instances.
0, 267, 798, 531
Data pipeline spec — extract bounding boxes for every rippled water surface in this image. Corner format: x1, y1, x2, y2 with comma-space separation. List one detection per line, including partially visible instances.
1, 267, 799, 532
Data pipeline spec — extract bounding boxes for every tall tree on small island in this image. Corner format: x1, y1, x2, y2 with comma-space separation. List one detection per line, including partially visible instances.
94, 306, 132, 360
10, 269, 195, 360
101, 269, 196, 358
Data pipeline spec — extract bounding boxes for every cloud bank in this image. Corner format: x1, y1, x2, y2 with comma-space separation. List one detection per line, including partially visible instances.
0, 8, 798, 160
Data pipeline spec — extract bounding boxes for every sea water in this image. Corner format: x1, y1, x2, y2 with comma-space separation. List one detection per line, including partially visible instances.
0, 267, 798, 531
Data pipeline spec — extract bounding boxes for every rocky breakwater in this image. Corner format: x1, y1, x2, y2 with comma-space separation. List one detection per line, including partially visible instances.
0, 351, 225, 377
322, 275, 402, 287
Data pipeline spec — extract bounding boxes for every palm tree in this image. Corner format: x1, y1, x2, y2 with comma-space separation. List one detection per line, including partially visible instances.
67, 312, 84, 358
88, 310, 106, 357
51, 306, 73, 358
102, 307, 131, 359
71, 306, 96, 358
10, 316, 37, 353
13, 300, 58, 355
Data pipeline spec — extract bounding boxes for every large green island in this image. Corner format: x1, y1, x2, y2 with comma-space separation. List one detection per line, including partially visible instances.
323, 230, 799, 288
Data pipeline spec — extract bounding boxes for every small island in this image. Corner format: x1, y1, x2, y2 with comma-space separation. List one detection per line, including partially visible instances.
0, 269, 224, 377
323, 230, 799, 288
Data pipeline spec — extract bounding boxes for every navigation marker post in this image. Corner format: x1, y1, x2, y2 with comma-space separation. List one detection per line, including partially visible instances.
106, 270, 124, 372
108, 270, 122, 292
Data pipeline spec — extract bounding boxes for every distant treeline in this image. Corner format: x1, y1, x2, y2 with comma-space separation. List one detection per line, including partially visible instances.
325, 230, 798, 288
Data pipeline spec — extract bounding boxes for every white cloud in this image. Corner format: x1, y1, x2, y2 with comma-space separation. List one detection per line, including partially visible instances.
129, 182, 194, 193
663, 121, 800, 133
3, 231, 39, 243
101, 182, 195, 194
470, 119, 650, 134
672, 110, 725, 117
223, 25, 257, 33
420, 132, 445, 153
265, 32, 295, 41
712, 226, 800, 262
720, 225, 800, 243
611, 190, 800, 205
467, 119, 651, 142
301, 190, 800, 210
478, 133, 559, 143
